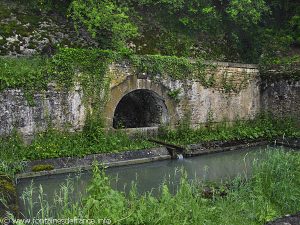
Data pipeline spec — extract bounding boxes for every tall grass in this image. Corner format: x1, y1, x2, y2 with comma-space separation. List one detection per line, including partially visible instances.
15, 149, 300, 225
158, 114, 300, 145
0, 128, 156, 176
1, 114, 298, 177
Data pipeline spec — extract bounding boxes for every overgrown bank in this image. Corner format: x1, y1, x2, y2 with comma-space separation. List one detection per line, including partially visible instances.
0, 128, 156, 177
0, 115, 299, 177
158, 115, 300, 146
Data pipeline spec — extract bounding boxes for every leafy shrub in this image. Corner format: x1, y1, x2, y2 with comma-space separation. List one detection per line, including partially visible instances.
0, 128, 157, 163
69, 0, 138, 50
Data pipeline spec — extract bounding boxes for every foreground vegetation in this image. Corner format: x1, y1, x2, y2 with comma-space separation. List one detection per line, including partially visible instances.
8, 149, 300, 225
0, 114, 298, 177
0, 128, 156, 177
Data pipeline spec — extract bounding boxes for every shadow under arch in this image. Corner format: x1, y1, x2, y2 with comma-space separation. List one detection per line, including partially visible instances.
113, 89, 169, 129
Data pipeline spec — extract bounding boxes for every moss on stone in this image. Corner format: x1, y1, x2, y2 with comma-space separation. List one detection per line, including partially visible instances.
0, 175, 18, 218
0, 38, 6, 46
0, 176, 15, 196
32, 164, 55, 172
18, 13, 41, 27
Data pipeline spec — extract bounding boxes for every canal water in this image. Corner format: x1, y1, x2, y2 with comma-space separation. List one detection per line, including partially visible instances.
16, 145, 282, 216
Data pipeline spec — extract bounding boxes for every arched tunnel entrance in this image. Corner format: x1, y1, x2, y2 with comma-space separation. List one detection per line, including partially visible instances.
113, 89, 169, 128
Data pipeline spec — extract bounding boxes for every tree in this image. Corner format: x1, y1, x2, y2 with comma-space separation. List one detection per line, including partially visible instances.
69, 0, 138, 50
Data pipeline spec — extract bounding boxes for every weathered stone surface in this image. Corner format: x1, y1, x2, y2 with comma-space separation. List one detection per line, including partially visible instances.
0, 85, 85, 138
17, 147, 170, 178
2, 62, 298, 138
104, 62, 261, 128
261, 79, 300, 123
0, 1, 98, 56
266, 212, 300, 225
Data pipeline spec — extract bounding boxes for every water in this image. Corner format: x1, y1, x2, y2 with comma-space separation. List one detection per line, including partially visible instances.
177, 153, 184, 160
16, 145, 280, 216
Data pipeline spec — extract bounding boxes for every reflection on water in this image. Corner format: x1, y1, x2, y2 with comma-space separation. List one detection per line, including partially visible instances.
17, 145, 282, 216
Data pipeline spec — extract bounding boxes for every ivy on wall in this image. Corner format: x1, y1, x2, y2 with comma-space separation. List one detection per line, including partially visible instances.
0, 48, 256, 127
0, 57, 47, 93
0, 48, 253, 93
129, 54, 214, 81
0, 49, 122, 127
49, 48, 124, 128
259, 55, 300, 81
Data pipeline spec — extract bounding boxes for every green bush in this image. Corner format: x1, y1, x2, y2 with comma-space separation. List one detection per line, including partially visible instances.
69, 0, 138, 50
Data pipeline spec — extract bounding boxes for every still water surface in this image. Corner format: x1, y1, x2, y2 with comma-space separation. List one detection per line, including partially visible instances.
17, 145, 280, 215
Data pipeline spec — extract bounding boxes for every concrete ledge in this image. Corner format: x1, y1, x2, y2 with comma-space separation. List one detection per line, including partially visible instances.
16, 154, 171, 180
16, 138, 298, 180
184, 140, 269, 157
184, 138, 300, 157
203, 61, 258, 69
273, 138, 300, 150
16, 147, 171, 180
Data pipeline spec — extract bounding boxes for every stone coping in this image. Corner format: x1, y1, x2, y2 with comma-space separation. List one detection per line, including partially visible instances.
184, 138, 300, 157
184, 140, 269, 157
15, 138, 299, 180
203, 60, 258, 69
16, 147, 170, 180
266, 212, 300, 225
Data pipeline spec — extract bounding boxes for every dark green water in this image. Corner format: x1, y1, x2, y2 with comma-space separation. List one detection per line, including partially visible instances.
16, 145, 280, 216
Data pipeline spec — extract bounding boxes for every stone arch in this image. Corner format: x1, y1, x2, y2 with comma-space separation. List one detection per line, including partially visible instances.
103, 75, 178, 128
113, 89, 169, 128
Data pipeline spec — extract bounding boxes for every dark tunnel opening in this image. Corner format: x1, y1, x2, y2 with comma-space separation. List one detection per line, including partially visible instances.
113, 89, 168, 129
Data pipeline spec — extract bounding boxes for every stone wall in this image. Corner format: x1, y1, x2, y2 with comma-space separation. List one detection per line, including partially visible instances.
163, 64, 260, 127
0, 84, 85, 138
0, 61, 263, 137
103, 62, 260, 128
261, 79, 300, 122
171, 77, 260, 127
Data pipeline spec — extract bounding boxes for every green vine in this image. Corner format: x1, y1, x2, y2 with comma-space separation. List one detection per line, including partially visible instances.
129, 55, 247, 92
167, 88, 182, 102
129, 55, 217, 82
49, 48, 124, 128
221, 71, 237, 93
0, 48, 255, 127
259, 55, 300, 81
0, 56, 48, 97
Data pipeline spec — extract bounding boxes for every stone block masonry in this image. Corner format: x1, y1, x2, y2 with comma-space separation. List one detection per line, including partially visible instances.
0, 84, 85, 138
1, 61, 298, 138
104, 61, 260, 128
261, 79, 300, 123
